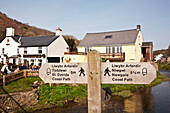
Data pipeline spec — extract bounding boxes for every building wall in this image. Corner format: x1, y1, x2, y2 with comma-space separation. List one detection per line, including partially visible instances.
19, 47, 46, 55
77, 31, 144, 62
123, 45, 136, 62
0, 37, 20, 57
48, 36, 69, 57
92, 46, 105, 53
19, 46, 47, 65
77, 47, 85, 52
0, 37, 20, 64
124, 31, 143, 62
135, 31, 144, 62
78, 46, 115, 53
63, 55, 87, 63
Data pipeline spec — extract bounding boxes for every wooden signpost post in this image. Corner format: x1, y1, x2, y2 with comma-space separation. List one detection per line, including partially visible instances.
39, 50, 157, 113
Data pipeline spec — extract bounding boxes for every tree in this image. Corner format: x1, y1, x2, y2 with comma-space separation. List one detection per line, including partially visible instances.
168, 45, 170, 56
65, 38, 77, 52
63, 35, 80, 52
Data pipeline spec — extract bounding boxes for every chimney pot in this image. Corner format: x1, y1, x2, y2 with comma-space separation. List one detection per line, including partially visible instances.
55, 27, 62, 36
56, 27, 62, 31
137, 25, 141, 30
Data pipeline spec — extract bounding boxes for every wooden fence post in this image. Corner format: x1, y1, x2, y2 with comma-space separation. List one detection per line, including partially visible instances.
3, 75, 5, 86
88, 50, 101, 113
23, 70, 27, 78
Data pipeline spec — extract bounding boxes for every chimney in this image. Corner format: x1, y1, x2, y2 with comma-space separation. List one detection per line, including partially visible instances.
55, 27, 62, 36
6, 27, 15, 36
137, 25, 141, 31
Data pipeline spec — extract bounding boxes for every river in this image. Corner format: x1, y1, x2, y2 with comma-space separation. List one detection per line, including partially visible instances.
35, 71, 170, 113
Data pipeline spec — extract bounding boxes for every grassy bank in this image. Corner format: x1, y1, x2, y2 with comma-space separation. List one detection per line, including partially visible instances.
158, 63, 170, 71
0, 77, 41, 94
37, 72, 168, 107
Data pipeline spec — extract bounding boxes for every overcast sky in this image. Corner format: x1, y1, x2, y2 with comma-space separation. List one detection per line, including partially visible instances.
0, 0, 170, 50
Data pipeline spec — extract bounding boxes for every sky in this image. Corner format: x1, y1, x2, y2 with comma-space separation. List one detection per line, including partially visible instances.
0, 0, 170, 50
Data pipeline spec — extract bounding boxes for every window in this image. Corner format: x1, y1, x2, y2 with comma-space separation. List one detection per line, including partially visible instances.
106, 47, 109, 53
106, 47, 111, 53
2, 48, 4, 54
31, 59, 34, 65
120, 46, 122, 53
117, 47, 120, 53
24, 47, 27, 54
85, 47, 92, 53
17, 48, 19, 54
112, 47, 115, 53
105, 35, 112, 39
117, 46, 122, 53
38, 47, 42, 54
38, 59, 42, 66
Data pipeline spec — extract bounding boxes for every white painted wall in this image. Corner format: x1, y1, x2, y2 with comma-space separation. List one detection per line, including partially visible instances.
19, 46, 47, 65
0, 37, 20, 57
48, 36, 69, 57
0, 37, 20, 64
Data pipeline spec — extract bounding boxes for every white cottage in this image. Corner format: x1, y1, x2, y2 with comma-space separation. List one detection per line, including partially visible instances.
0, 27, 69, 66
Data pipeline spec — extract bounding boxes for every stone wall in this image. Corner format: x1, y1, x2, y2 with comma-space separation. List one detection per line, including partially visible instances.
0, 89, 38, 112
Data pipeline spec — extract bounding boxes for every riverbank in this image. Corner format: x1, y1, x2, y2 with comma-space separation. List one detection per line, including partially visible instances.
158, 63, 170, 71
15, 71, 170, 113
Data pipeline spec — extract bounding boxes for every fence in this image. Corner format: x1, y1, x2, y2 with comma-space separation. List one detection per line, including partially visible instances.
0, 70, 39, 86
100, 52, 125, 62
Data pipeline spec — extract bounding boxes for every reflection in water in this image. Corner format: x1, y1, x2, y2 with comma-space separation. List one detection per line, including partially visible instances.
103, 71, 170, 113
124, 94, 143, 113
102, 96, 124, 113
103, 88, 155, 113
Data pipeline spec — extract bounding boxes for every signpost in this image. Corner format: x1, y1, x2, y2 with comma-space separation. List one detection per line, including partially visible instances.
40, 62, 156, 84
101, 62, 156, 84
39, 63, 87, 84
39, 50, 157, 113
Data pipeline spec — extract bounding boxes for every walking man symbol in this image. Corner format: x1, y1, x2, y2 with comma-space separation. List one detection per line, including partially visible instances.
104, 67, 111, 76
79, 67, 85, 76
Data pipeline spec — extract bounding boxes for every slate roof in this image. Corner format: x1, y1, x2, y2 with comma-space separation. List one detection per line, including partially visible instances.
0, 35, 21, 43
19, 35, 59, 47
11, 35, 21, 43
78, 29, 139, 47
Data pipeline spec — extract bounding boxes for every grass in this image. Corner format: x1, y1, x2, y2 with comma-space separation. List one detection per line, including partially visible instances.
38, 84, 87, 106
0, 77, 41, 94
1, 71, 169, 113
158, 63, 170, 71
37, 71, 168, 106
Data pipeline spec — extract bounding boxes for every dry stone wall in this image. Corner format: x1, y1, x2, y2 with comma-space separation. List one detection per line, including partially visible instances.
0, 89, 38, 112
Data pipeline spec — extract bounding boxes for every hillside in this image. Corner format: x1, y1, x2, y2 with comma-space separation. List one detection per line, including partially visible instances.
0, 12, 80, 51
0, 12, 55, 41
154, 45, 170, 57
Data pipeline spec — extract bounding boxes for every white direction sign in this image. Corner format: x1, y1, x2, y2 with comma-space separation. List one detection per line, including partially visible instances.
101, 62, 156, 84
39, 62, 156, 84
39, 63, 88, 83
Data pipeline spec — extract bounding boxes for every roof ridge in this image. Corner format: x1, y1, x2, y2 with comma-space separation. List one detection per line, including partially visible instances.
87, 29, 138, 34
22, 35, 55, 38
